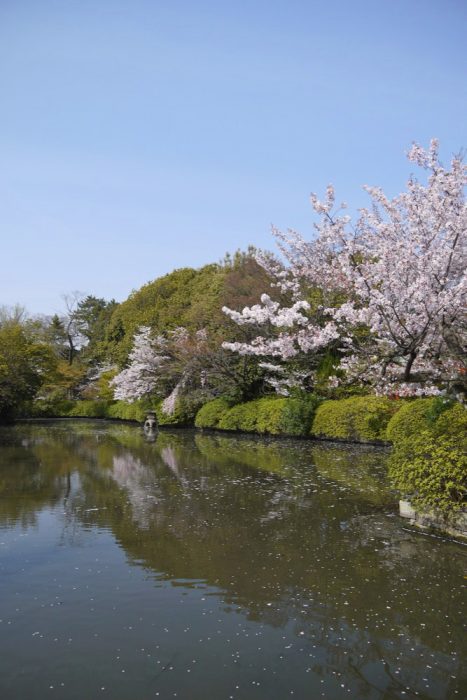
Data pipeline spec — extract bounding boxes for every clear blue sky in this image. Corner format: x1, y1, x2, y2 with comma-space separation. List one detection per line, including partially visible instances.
1, 0, 465, 315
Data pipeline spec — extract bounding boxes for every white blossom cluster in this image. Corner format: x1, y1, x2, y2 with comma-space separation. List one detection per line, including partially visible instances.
110, 327, 169, 402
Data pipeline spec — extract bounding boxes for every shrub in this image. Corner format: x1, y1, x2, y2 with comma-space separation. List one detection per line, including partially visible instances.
279, 395, 322, 436
386, 398, 465, 443
29, 398, 75, 417
155, 394, 202, 427
386, 398, 441, 443
107, 400, 149, 422
68, 400, 109, 418
311, 396, 402, 442
218, 401, 258, 432
255, 398, 286, 434
433, 402, 467, 438
216, 395, 320, 436
389, 431, 467, 516
195, 398, 232, 429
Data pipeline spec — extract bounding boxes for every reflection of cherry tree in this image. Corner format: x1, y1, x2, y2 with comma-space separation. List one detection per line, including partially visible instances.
224, 141, 466, 396
111, 452, 161, 529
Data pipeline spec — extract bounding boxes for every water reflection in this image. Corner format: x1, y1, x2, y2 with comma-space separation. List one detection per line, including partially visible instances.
0, 422, 465, 699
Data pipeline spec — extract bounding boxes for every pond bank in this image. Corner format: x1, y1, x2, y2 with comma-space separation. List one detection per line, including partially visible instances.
400, 499, 467, 540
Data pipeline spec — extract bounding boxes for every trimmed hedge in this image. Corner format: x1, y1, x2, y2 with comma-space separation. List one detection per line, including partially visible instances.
210, 395, 321, 437
311, 396, 403, 443
218, 401, 258, 432
389, 431, 467, 516
386, 398, 466, 443
107, 400, 149, 422
195, 398, 232, 429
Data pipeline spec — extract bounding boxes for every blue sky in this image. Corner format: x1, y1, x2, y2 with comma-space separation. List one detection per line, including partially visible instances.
1, 0, 466, 315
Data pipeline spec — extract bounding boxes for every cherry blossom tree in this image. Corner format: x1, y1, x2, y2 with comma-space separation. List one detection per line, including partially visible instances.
223, 141, 467, 397
110, 326, 212, 413
110, 327, 170, 402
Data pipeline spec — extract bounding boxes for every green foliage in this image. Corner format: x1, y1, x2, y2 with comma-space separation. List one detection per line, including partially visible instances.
103, 256, 276, 367
39, 359, 87, 403
28, 398, 75, 418
255, 398, 286, 434
279, 395, 322, 436
218, 401, 258, 432
80, 369, 118, 402
107, 400, 150, 422
194, 398, 232, 428
67, 401, 109, 418
0, 321, 56, 422
215, 396, 320, 436
389, 431, 467, 516
153, 391, 208, 427
104, 265, 225, 365
311, 396, 402, 442
385, 397, 461, 443
74, 295, 118, 364
433, 402, 467, 438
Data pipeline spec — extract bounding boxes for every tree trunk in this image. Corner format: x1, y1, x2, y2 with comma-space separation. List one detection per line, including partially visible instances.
403, 350, 417, 382
67, 330, 75, 365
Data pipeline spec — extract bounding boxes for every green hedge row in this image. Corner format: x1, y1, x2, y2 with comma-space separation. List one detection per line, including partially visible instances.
311, 396, 402, 442
29, 395, 198, 426
196, 394, 401, 442
195, 398, 232, 429
196, 395, 321, 437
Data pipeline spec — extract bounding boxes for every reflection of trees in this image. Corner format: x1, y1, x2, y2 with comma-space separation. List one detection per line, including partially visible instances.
0, 427, 82, 527
310, 442, 392, 506
110, 453, 161, 529
0, 422, 465, 695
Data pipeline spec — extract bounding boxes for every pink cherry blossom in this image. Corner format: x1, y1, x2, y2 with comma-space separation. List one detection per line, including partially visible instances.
223, 140, 466, 396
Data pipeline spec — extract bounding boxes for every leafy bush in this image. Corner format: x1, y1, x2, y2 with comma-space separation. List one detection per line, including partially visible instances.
28, 398, 75, 417
386, 398, 442, 442
195, 398, 232, 428
389, 431, 467, 516
255, 398, 286, 434
280, 395, 322, 436
216, 395, 320, 436
433, 402, 467, 438
107, 400, 149, 422
218, 401, 258, 432
155, 394, 204, 427
386, 398, 465, 443
67, 400, 110, 418
311, 396, 402, 442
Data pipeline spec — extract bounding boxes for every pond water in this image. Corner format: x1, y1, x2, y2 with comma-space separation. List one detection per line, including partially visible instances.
0, 421, 465, 700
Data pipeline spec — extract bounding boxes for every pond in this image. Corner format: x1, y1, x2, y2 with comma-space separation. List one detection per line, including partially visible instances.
0, 421, 465, 699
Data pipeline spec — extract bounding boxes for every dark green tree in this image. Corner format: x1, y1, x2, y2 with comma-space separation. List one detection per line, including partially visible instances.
0, 321, 55, 422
